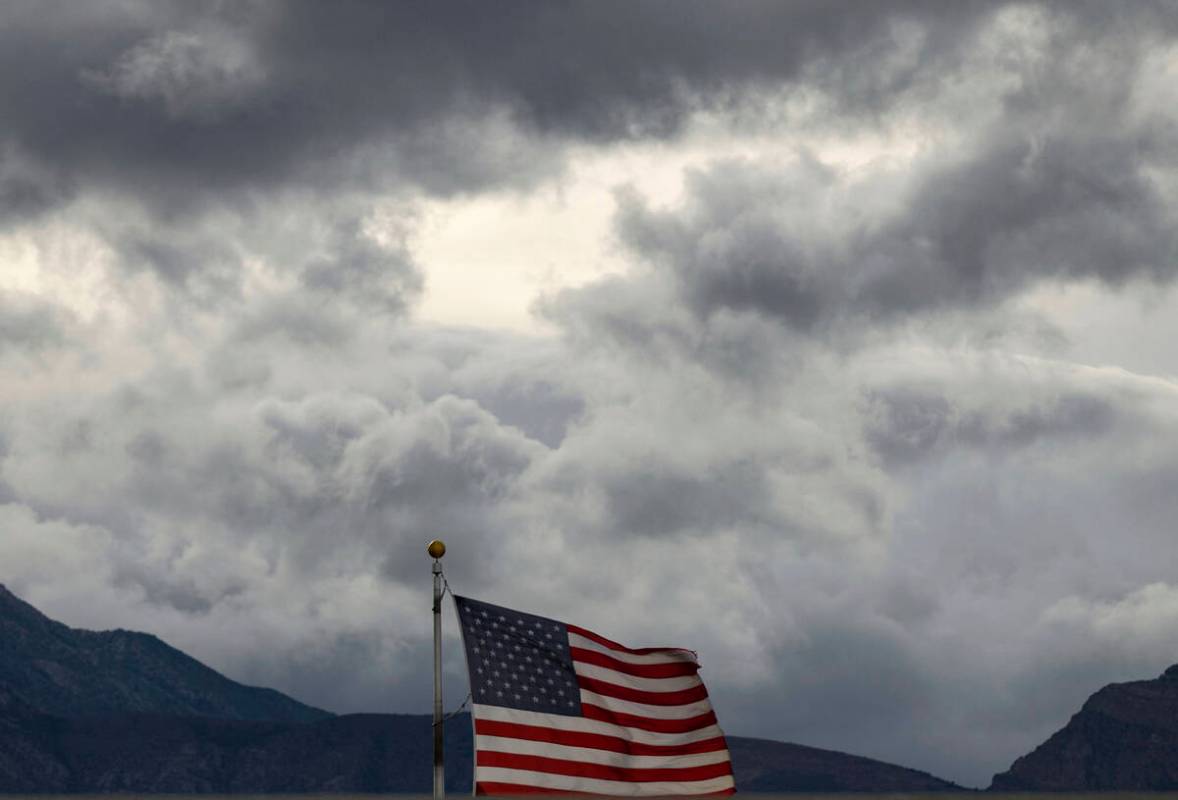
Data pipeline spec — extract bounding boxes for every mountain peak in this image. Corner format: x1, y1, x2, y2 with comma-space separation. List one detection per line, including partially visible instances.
992, 665, 1178, 790
0, 583, 330, 723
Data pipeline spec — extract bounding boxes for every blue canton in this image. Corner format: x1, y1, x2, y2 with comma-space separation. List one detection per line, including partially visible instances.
455, 596, 581, 717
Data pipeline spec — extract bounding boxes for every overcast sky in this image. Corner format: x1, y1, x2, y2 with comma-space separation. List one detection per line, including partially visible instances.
4, 0, 1178, 787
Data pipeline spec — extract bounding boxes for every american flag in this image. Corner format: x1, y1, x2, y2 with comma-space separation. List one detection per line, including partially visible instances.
455, 595, 735, 796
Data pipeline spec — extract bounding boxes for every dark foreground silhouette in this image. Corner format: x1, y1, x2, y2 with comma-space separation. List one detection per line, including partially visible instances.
0, 582, 958, 792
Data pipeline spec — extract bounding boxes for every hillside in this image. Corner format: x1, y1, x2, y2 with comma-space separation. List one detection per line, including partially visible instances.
0, 584, 328, 723
0, 583, 960, 792
991, 664, 1178, 790
730, 736, 959, 792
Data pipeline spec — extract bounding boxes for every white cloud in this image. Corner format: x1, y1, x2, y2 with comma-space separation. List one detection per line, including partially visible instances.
83, 28, 267, 121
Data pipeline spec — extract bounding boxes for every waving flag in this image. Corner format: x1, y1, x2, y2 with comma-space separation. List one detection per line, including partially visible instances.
455, 595, 735, 796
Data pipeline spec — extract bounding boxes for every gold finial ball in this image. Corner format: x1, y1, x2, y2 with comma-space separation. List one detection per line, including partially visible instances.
427, 539, 446, 559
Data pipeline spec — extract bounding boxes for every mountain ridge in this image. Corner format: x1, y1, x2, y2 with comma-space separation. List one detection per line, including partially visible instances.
990, 664, 1178, 791
0, 582, 961, 792
0, 583, 330, 723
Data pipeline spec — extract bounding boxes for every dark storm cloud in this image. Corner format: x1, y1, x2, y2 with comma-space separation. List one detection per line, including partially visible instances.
5, 0, 1178, 790
599, 130, 1178, 340
298, 214, 421, 314
864, 388, 1118, 467
539, 1, 1178, 350
0, 0, 998, 218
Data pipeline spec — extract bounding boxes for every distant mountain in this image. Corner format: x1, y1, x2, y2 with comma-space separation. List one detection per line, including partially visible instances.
0, 692, 473, 793
0, 583, 960, 792
0, 583, 328, 723
729, 736, 959, 792
0, 701, 961, 794
991, 664, 1178, 790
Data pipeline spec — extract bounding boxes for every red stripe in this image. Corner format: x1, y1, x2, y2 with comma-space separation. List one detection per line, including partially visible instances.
475, 719, 730, 756
476, 782, 585, 796
477, 751, 734, 783
471, 782, 730, 796
581, 702, 718, 733
476, 781, 736, 797
567, 623, 696, 657
571, 646, 700, 678
577, 674, 710, 706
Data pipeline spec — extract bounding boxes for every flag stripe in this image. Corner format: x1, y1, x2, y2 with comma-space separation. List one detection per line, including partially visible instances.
475, 719, 730, 756
476, 780, 736, 797
476, 736, 732, 768
475, 768, 736, 796
577, 673, 710, 706
581, 702, 719, 733
573, 660, 703, 692
580, 687, 715, 719
569, 632, 699, 666
473, 704, 725, 744
478, 751, 734, 782
571, 646, 701, 678
567, 624, 696, 658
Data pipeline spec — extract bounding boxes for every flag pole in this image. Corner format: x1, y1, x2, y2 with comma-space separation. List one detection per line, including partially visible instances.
429, 539, 446, 800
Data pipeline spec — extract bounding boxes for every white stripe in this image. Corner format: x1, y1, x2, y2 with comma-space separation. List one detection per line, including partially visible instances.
573, 661, 703, 693
473, 704, 725, 746
476, 766, 735, 796
476, 735, 731, 769
580, 688, 716, 720
569, 632, 699, 666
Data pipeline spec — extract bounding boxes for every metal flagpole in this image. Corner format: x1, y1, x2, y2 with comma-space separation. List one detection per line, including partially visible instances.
428, 539, 446, 800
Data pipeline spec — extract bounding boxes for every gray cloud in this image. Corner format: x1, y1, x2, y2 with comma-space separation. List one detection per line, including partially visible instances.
600, 130, 1177, 341
3, 0, 1178, 791
0, 291, 74, 354
0, 0, 997, 220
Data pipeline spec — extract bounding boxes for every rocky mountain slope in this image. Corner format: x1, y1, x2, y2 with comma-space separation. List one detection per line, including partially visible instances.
0, 584, 327, 722
0, 583, 960, 792
0, 688, 473, 793
729, 735, 958, 792
991, 664, 1178, 790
